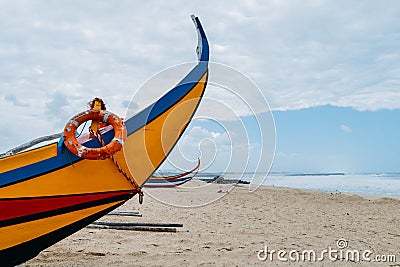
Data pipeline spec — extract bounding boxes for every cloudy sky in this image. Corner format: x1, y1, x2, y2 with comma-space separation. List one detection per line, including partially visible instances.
1, 1, 399, 173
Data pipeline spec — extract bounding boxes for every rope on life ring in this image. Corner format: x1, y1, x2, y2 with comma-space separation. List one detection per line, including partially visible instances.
63, 109, 126, 160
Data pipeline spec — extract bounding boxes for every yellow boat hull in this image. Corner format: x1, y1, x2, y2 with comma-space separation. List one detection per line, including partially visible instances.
0, 15, 209, 265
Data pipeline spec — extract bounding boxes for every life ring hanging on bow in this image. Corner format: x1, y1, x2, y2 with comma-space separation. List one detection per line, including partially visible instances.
63, 109, 126, 160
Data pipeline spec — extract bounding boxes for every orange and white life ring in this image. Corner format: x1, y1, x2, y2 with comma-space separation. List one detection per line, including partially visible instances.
63, 109, 126, 160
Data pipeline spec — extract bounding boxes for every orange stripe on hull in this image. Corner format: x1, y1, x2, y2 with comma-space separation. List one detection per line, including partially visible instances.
0, 143, 57, 173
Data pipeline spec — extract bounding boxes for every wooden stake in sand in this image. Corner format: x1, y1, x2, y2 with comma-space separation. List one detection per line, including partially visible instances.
92, 221, 183, 228
88, 221, 183, 232
107, 211, 142, 217
87, 224, 177, 232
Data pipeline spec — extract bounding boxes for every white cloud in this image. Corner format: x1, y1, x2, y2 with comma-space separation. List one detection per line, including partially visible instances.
4, 94, 29, 107
340, 124, 352, 133
162, 125, 232, 172
161, 112, 275, 176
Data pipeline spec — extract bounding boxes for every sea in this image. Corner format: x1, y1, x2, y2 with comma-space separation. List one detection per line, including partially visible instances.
195, 172, 400, 196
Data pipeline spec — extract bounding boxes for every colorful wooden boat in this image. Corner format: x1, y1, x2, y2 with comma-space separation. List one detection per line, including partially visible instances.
145, 159, 200, 188
0, 15, 209, 266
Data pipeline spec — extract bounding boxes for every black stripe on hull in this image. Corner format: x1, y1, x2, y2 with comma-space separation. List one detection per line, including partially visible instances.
0, 199, 130, 266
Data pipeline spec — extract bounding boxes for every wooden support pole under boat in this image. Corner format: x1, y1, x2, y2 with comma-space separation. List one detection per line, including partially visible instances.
92, 221, 183, 228
86, 225, 177, 233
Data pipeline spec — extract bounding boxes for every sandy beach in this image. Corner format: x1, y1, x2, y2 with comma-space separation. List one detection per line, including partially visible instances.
23, 181, 400, 266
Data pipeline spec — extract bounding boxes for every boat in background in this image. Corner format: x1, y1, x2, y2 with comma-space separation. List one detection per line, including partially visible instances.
145, 159, 200, 188
0, 15, 209, 266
